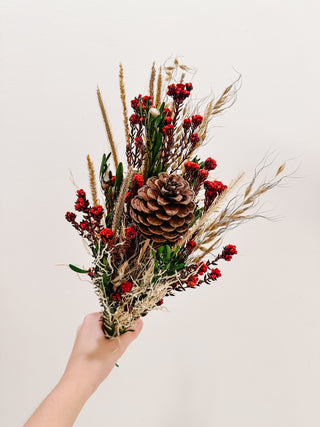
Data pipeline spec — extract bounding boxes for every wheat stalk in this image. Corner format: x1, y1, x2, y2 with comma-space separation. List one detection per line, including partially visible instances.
193, 160, 289, 260
97, 86, 119, 169
119, 63, 130, 152
149, 61, 156, 101
155, 66, 162, 107
86, 154, 99, 206
112, 167, 134, 233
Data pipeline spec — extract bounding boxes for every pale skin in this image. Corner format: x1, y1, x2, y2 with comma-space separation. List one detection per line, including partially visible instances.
24, 313, 143, 427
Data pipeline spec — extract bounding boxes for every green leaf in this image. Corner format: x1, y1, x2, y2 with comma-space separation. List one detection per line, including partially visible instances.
114, 162, 123, 193
164, 245, 171, 262
154, 162, 162, 174
107, 186, 113, 205
99, 153, 106, 176
172, 245, 181, 257
153, 114, 163, 127
69, 264, 89, 274
157, 246, 165, 255
103, 272, 113, 294
159, 102, 165, 114
154, 132, 163, 154
103, 273, 109, 285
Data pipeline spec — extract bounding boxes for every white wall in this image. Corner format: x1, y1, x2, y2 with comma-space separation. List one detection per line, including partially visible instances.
1, 1, 319, 426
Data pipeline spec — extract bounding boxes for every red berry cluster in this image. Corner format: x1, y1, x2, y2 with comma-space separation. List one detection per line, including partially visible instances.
184, 157, 216, 195
128, 95, 153, 168
184, 161, 200, 182
186, 240, 197, 252
74, 189, 89, 211
221, 244, 237, 261
204, 157, 217, 171
125, 226, 137, 239
129, 114, 141, 125
112, 280, 133, 301
65, 190, 104, 245
186, 261, 222, 289
204, 180, 228, 210
131, 94, 153, 114
210, 268, 221, 280
167, 83, 193, 104
182, 114, 203, 151
162, 124, 174, 136
187, 275, 199, 287
196, 245, 238, 287
198, 261, 208, 275
100, 228, 114, 243
125, 174, 144, 207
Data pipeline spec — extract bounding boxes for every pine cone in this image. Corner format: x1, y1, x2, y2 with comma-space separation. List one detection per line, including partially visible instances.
130, 173, 195, 243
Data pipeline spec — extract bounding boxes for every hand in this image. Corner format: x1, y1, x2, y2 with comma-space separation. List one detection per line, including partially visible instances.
63, 312, 143, 393
24, 313, 143, 427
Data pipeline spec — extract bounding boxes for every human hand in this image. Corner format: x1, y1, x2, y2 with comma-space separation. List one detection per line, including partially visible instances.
63, 313, 143, 394
24, 314, 143, 427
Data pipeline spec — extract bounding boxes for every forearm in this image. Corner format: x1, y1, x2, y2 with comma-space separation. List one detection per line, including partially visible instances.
24, 373, 94, 427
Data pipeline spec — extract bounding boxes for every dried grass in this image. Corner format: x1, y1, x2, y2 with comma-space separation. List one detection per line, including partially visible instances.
86, 154, 99, 206
192, 158, 290, 262
155, 66, 163, 107
149, 61, 156, 101
112, 167, 134, 233
92, 240, 177, 337
97, 86, 119, 169
119, 63, 130, 150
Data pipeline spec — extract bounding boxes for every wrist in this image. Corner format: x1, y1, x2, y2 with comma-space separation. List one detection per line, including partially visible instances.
60, 367, 98, 400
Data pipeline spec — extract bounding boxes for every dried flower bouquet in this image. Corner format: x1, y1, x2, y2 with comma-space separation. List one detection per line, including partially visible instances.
65, 59, 287, 338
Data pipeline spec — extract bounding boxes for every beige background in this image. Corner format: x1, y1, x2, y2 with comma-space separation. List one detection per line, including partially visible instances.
1, 0, 319, 426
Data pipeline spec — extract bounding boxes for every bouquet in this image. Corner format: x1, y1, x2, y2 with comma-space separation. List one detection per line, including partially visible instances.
65, 59, 287, 338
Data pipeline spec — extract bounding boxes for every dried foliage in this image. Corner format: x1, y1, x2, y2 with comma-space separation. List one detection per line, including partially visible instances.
65, 59, 290, 338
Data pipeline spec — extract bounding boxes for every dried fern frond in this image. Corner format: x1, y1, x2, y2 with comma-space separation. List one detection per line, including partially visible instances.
97, 86, 119, 169
86, 154, 98, 206
119, 63, 130, 150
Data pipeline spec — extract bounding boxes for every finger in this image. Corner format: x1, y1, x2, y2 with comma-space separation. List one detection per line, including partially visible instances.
81, 312, 105, 335
118, 318, 143, 350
